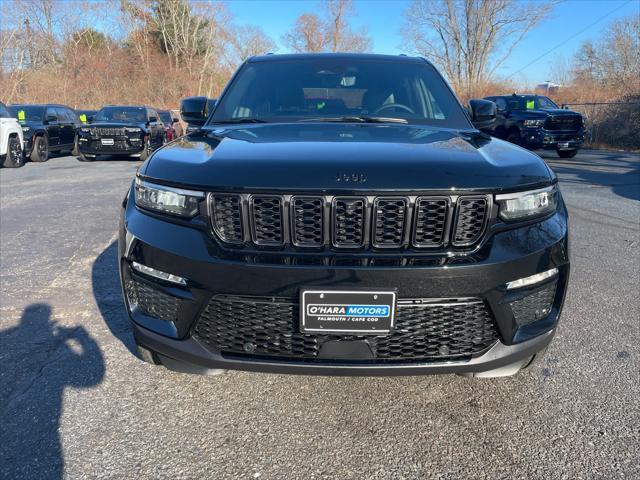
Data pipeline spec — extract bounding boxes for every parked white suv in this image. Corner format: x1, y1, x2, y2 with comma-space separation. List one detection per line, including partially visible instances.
1, 102, 24, 168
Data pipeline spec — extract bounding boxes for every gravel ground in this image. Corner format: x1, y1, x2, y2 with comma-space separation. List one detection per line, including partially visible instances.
1, 149, 638, 480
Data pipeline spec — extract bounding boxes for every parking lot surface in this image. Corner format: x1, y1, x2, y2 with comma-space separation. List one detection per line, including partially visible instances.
1, 150, 638, 479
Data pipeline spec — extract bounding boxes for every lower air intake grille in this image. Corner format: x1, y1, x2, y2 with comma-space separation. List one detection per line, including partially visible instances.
125, 278, 180, 322
510, 280, 557, 326
193, 296, 498, 362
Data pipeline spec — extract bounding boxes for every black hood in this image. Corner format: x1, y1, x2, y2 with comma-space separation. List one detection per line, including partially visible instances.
141, 123, 553, 192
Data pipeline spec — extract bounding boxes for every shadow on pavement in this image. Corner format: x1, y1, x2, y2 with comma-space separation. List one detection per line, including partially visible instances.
91, 241, 137, 356
542, 151, 640, 202
0, 303, 105, 479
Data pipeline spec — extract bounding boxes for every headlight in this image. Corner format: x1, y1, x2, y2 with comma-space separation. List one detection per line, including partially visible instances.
21, 126, 30, 132
496, 186, 557, 221
134, 178, 203, 218
524, 119, 545, 127
80, 127, 91, 133
125, 127, 142, 133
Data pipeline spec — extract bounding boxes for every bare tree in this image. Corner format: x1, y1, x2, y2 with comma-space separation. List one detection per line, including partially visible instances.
403, 0, 553, 97
573, 14, 640, 95
282, 0, 372, 53
225, 25, 277, 66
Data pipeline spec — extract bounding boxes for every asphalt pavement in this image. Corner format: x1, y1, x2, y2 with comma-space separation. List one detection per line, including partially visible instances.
1, 149, 638, 479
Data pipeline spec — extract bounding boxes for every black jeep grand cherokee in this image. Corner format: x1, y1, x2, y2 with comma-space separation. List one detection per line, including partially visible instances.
119, 54, 569, 378
77, 105, 164, 161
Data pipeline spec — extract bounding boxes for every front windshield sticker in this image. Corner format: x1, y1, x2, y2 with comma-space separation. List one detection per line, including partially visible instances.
79, 114, 87, 123
17, 110, 25, 123
526, 100, 535, 109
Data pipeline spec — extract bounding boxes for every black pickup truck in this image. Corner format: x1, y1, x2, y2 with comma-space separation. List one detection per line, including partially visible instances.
483, 94, 584, 158
118, 53, 569, 379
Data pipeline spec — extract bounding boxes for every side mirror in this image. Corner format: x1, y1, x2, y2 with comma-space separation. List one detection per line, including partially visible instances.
46, 115, 57, 123
172, 117, 180, 123
181, 96, 209, 127
87, 115, 94, 123
469, 99, 497, 130
148, 116, 158, 123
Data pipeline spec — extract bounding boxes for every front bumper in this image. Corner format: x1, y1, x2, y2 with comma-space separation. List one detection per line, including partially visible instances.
118, 193, 570, 376
522, 128, 584, 150
78, 136, 144, 155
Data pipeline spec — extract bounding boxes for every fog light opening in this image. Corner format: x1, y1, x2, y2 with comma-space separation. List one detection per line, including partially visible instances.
131, 261, 187, 286
506, 267, 558, 290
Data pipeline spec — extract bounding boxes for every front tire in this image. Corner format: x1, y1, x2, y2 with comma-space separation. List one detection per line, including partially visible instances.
2, 136, 24, 168
558, 149, 578, 158
71, 135, 80, 156
31, 136, 49, 162
506, 131, 521, 146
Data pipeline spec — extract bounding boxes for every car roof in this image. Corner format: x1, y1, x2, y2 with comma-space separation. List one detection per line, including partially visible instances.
101, 105, 149, 109
9, 103, 71, 107
247, 52, 426, 64
491, 94, 542, 98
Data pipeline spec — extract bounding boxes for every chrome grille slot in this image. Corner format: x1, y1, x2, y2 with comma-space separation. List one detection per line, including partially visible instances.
250, 195, 284, 245
333, 198, 366, 247
453, 197, 489, 246
291, 196, 324, 246
413, 197, 449, 247
373, 197, 407, 247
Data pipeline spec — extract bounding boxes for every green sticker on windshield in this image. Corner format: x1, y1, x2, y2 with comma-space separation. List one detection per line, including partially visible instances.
316, 101, 326, 110
526, 100, 535, 109
17, 110, 25, 122
79, 114, 87, 123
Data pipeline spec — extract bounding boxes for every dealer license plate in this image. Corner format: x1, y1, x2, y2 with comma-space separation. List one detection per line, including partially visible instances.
558, 142, 570, 149
101, 138, 115, 146
300, 290, 396, 334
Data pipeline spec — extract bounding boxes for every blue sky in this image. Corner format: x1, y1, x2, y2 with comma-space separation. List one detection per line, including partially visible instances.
227, 0, 639, 85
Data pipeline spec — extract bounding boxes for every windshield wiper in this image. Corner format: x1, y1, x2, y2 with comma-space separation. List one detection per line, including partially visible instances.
212, 118, 268, 124
298, 116, 408, 124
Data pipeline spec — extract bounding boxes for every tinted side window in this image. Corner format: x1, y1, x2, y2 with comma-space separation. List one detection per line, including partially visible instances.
495, 98, 507, 111
56, 108, 70, 122
0, 103, 11, 118
46, 107, 58, 121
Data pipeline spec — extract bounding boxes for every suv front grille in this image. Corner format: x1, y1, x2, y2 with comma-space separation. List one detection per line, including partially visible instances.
91, 127, 126, 136
193, 295, 498, 362
209, 193, 491, 251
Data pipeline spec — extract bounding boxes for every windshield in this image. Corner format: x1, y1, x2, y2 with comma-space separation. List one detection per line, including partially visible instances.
9, 105, 44, 123
210, 58, 471, 128
507, 96, 558, 111
158, 111, 173, 124
94, 107, 146, 123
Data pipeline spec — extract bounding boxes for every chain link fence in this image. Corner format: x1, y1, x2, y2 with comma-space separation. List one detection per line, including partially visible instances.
561, 97, 640, 150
